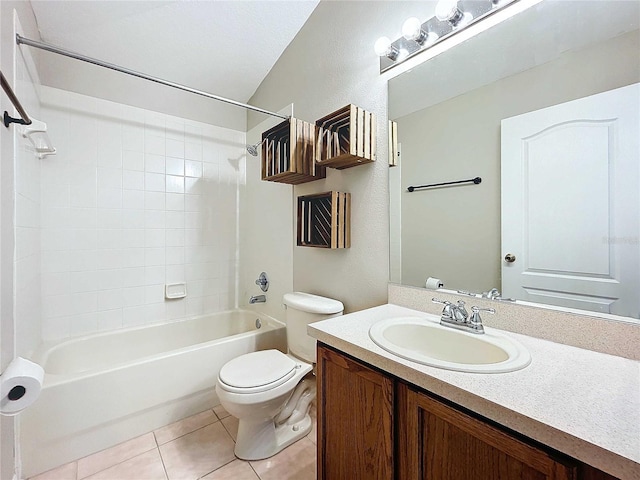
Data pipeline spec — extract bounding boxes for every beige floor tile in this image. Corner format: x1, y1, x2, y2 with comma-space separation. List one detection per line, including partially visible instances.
250, 437, 316, 480
220, 415, 239, 442
28, 461, 77, 480
212, 404, 230, 420
201, 460, 259, 480
84, 449, 166, 480
77, 432, 157, 479
159, 422, 235, 480
154, 409, 218, 445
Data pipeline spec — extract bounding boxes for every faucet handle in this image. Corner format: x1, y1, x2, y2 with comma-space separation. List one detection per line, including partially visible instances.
431, 298, 450, 305
432, 298, 453, 319
469, 306, 495, 331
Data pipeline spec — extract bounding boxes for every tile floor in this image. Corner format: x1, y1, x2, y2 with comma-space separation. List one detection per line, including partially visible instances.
29, 404, 317, 480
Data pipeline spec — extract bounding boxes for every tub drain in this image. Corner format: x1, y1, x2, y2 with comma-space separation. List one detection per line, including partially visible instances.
255, 318, 262, 329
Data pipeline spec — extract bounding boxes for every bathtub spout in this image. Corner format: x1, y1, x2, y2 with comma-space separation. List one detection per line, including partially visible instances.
249, 295, 266, 304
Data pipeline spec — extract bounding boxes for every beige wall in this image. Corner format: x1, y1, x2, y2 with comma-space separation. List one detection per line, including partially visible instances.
248, 1, 425, 313
396, 30, 640, 293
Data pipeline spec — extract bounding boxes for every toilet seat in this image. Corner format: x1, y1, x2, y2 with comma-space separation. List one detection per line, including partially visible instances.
218, 350, 298, 394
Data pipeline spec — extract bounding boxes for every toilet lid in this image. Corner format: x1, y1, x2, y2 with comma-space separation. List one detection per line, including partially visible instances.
219, 350, 296, 392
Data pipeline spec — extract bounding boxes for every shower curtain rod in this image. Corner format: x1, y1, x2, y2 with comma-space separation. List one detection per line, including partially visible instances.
16, 34, 289, 121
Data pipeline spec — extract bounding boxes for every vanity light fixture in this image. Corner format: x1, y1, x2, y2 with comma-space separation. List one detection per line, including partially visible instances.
375, 0, 536, 73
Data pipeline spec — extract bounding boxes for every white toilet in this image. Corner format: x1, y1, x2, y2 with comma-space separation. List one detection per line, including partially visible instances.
215, 292, 343, 460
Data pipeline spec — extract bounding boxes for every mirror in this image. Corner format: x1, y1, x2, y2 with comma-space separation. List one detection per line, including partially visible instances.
389, 0, 640, 320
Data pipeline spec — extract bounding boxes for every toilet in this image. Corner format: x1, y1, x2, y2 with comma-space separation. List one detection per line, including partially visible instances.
215, 292, 344, 460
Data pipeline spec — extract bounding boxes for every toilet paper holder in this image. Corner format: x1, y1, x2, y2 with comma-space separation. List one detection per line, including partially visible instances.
0, 357, 44, 416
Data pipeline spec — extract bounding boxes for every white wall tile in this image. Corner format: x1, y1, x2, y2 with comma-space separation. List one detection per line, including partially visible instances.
145, 210, 165, 229
123, 170, 145, 190
98, 209, 123, 229
123, 191, 145, 210
123, 286, 145, 307
123, 150, 144, 171
69, 312, 99, 337
97, 188, 123, 209
98, 269, 123, 290
166, 157, 184, 176
145, 284, 164, 304
40, 87, 244, 341
98, 309, 123, 331
166, 175, 184, 193
166, 193, 184, 211
123, 128, 144, 153
145, 153, 165, 174
145, 172, 165, 192
145, 303, 166, 324
144, 191, 165, 210
98, 289, 123, 310
122, 209, 145, 230
122, 267, 146, 287
123, 305, 146, 327
98, 167, 123, 190
185, 143, 202, 161
145, 135, 165, 156
145, 229, 165, 248
69, 271, 98, 293
166, 139, 184, 159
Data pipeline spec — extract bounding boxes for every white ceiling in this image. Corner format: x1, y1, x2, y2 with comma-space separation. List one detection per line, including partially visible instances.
28, 0, 320, 127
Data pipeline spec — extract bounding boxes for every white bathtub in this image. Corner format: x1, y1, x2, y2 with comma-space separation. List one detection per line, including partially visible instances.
20, 310, 286, 478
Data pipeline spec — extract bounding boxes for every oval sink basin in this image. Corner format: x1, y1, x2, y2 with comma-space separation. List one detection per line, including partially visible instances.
369, 317, 531, 373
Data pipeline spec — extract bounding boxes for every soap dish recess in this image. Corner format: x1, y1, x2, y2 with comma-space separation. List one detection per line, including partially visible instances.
165, 283, 187, 299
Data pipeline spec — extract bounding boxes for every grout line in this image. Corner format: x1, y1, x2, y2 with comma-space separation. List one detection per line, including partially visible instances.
197, 458, 236, 479
155, 409, 219, 446
248, 462, 261, 480
156, 420, 219, 447
156, 446, 170, 480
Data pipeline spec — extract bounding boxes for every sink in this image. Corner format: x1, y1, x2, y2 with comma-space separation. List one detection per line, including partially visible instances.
369, 316, 531, 373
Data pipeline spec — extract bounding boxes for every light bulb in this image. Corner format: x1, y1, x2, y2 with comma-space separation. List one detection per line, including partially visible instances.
435, 0, 459, 21
374, 36, 392, 56
374, 36, 399, 60
402, 17, 423, 41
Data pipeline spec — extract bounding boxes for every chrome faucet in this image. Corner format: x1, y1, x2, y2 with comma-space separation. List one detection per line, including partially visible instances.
432, 298, 494, 334
482, 287, 515, 302
249, 294, 266, 304
482, 288, 501, 299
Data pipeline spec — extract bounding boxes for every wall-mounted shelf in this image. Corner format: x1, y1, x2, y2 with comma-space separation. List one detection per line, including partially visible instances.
261, 117, 325, 184
297, 191, 351, 249
315, 105, 376, 170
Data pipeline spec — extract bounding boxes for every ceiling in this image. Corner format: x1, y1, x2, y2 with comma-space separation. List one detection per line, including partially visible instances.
28, 0, 320, 128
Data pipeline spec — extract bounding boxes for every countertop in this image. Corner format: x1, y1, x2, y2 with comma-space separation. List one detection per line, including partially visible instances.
308, 304, 640, 480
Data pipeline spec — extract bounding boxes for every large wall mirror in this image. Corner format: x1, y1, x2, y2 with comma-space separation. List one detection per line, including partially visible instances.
388, 0, 640, 321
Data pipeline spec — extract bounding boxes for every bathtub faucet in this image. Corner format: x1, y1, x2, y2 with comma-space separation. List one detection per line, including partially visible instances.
249, 295, 266, 304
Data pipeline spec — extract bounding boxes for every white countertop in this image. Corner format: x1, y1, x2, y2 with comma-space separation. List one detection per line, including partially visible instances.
308, 304, 640, 480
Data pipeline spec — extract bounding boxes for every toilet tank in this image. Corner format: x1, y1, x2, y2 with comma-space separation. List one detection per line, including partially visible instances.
283, 292, 344, 363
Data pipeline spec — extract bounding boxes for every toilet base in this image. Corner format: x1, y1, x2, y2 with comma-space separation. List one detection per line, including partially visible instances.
234, 413, 312, 460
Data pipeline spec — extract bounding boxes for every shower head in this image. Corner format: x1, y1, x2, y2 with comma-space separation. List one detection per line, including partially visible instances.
246, 143, 260, 157
246, 138, 266, 157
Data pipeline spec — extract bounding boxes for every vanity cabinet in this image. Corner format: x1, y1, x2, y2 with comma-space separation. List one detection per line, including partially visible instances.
316, 344, 394, 479
317, 344, 619, 480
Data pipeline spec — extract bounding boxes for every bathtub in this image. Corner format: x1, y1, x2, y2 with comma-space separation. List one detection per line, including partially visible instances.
20, 310, 286, 478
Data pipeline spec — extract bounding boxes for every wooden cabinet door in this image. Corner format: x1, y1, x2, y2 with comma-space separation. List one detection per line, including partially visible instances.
400, 383, 577, 480
317, 344, 394, 480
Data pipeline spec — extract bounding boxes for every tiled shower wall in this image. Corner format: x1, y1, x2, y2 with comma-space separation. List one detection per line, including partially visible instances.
15, 32, 42, 358
39, 86, 245, 341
